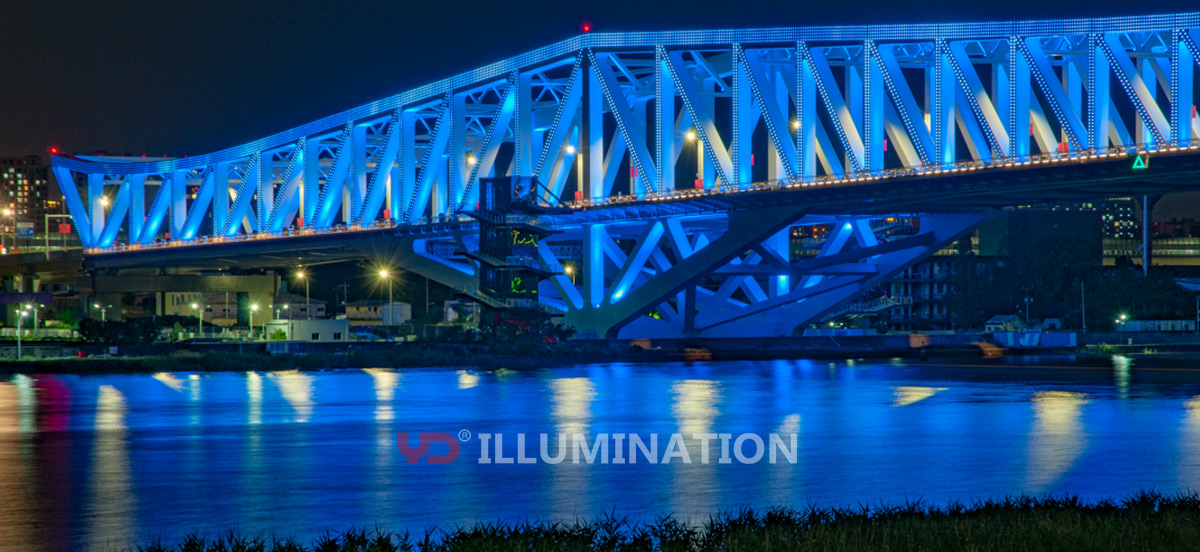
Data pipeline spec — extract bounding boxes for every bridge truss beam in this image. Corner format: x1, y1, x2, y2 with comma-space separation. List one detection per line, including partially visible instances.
48, 12, 1200, 338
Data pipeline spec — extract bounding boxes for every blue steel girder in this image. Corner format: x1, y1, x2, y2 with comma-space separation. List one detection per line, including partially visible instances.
47, 11, 1200, 264
543, 208, 993, 338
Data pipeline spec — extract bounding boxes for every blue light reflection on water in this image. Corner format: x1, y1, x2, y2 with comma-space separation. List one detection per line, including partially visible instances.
0, 356, 1199, 551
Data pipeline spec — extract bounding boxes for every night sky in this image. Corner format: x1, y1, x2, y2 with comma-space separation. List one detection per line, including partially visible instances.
4, 0, 1200, 217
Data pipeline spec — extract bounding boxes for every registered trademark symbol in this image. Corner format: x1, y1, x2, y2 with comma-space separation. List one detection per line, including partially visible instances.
458, 429, 472, 442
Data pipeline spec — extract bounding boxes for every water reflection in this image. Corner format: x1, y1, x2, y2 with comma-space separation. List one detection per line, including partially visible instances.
670, 379, 721, 519
457, 370, 481, 389
892, 386, 948, 407
0, 378, 32, 552
246, 372, 263, 425
1113, 355, 1132, 399
6, 359, 1200, 550
550, 377, 595, 435
151, 372, 186, 393
365, 369, 400, 422
88, 385, 134, 552
268, 370, 315, 423
1027, 391, 1089, 491
671, 380, 719, 436
768, 413, 802, 505
1182, 396, 1200, 488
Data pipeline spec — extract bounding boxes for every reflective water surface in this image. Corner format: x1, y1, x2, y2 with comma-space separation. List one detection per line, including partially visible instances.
3, 355, 1200, 551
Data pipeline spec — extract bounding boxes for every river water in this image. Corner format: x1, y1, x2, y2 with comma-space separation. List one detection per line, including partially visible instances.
2, 355, 1200, 551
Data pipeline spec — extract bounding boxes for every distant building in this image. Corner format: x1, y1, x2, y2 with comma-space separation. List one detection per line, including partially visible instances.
985, 315, 1026, 333
1120, 319, 1197, 332
1155, 217, 1200, 238
1101, 198, 1137, 239
264, 318, 349, 341
201, 293, 239, 326
272, 291, 327, 319
345, 300, 411, 326
0, 155, 61, 235
163, 292, 204, 317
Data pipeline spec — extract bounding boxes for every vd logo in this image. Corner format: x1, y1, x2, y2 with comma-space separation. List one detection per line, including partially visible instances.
396, 432, 462, 464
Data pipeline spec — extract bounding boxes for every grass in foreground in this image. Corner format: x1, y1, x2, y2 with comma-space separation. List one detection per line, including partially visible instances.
133, 492, 1200, 552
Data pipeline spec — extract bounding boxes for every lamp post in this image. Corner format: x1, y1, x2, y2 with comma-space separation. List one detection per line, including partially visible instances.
191, 302, 203, 336
564, 264, 575, 285
567, 144, 582, 199
686, 130, 700, 187
16, 309, 27, 360
93, 303, 109, 323
297, 271, 310, 319
250, 304, 259, 340
24, 303, 40, 339
379, 268, 393, 336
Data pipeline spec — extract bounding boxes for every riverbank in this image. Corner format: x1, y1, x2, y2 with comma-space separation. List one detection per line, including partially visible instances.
3, 339, 1200, 374
132, 492, 1200, 551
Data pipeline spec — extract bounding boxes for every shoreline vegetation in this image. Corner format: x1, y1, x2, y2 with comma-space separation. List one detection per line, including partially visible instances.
131, 492, 1200, 552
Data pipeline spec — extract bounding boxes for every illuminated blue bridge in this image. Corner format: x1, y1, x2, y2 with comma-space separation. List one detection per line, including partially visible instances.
50, 12, 1200, 338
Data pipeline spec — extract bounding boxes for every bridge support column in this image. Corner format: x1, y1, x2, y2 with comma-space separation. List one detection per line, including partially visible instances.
1142, 194, 1161, 274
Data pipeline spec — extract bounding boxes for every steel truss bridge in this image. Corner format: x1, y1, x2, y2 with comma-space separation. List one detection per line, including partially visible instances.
51, 12, 1200, 338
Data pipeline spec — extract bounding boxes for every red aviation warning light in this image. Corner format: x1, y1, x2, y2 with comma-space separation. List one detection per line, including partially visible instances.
580, 20, 593, 33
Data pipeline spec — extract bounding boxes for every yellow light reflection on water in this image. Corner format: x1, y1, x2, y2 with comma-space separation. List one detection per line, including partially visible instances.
0, 381, 17, 435
88, 385, 134, 551
1112, 355, 1131, 399
551, 377, 595, 436
892, 386, 948, 407
457, 370, 480, 390
151, 372, 186, 393
364, 369, 400, 421
246, 372, 263, 425
1027, 390, 1089, 491
269, 371, 314, 423
0, 377, 34, 552
672, 380, 719, 436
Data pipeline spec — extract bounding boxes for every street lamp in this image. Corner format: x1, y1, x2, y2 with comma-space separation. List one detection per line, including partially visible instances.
378, 268, 393, 333
250, 304, 259, 340
93, 303, 110, 323
565, 144, 583, 200
16, 309, 27, 360
564, 264, 575, 285
23, 303, 40, 339
296, 270, 310, 319
685, 130, 701, 188
191, 302, 203, 336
